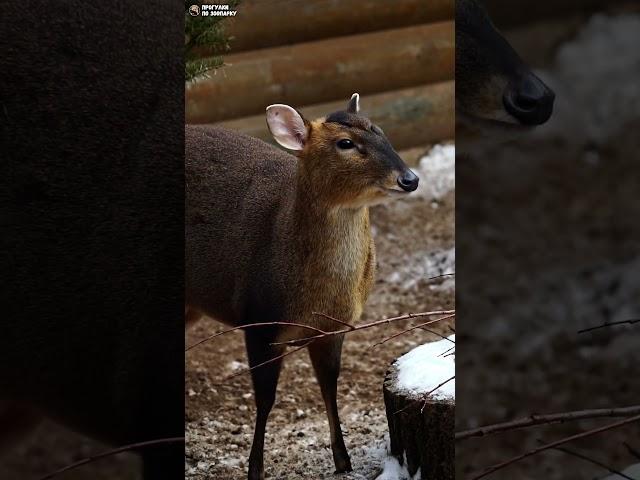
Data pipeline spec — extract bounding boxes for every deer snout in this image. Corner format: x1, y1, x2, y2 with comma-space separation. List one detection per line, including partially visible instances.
397, 170, 419, 192
503, 73, 555, 126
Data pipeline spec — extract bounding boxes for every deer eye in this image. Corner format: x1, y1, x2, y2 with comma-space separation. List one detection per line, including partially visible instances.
336, 139, 355, 149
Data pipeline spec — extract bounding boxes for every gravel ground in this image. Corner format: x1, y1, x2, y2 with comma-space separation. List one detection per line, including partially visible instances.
185, 145, 455, 480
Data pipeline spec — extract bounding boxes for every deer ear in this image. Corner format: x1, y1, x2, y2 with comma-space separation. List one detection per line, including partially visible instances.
347, 93, 360, 113
266, 104, 308, 151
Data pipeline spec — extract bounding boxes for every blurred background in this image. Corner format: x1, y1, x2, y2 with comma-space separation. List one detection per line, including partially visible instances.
457, 0, 640, 479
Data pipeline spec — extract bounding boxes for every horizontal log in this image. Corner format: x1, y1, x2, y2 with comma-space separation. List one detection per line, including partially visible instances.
206, 82, 454, 151
186, 22, 454, 123
202, 0, 454, 54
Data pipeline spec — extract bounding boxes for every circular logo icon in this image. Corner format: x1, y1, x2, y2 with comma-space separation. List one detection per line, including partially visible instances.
189, 4, 200, 16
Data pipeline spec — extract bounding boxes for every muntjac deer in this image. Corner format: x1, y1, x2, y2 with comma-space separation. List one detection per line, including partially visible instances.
186, 94, 419, 479
456, 0, 555, 147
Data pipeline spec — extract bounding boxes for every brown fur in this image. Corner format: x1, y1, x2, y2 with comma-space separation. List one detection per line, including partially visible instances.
186, 102, 416, 479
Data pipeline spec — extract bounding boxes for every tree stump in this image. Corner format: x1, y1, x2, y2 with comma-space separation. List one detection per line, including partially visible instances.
383, 338, 455, 479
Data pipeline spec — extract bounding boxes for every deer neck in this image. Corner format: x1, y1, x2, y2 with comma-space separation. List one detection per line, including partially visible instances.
293, 168, 371, 278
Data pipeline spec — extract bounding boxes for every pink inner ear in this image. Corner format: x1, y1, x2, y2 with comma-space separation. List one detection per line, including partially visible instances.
267, 105, 307, 150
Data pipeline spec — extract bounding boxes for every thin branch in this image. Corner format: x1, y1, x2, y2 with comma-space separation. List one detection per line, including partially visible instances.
394, 375, 455, 416
272, 310, 455, 347
186, 321, 326, 351
38, 437, 185, 480
213, 341, 314, 386
420, 376, 455, 413
189, 309, 455, 384
456, 405, 640, 441
469, 414, 640, 479
578, 318, 640, 334
312, 311, 356, 330
439, 345, 456, 357
419, 327, 456, 343
550, 446, 636, 480
369, 313, 456, 350
427, 272, 455, 281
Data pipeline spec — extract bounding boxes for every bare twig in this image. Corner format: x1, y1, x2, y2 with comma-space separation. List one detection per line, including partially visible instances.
38, 437, 185, 480
419, 327, 456, 343
469, 414, 640, 479
578, 318, 640, 334
428, 272, 455, 281
550, 445, 636, 480
214, 341, 314, 385
393, 375, 455, 416
369, 313, 456, 350
189, 309, 455, 383
311, 311, 356, 330
420, 375, 455, 413
439, 345, 456, 357
186, 321, 326, 352
456, 405, 640, 441
271, 310, 455, 347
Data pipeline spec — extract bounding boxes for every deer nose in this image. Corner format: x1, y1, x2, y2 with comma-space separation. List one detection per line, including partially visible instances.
503, 73, 555, 126
397, 170, 419, 192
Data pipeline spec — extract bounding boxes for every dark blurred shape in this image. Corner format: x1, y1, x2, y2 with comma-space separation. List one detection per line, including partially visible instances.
484, 0, 633, 27
503, 72, 555, 125
456, 0, 555, 147
456, 1, 640, 478
1, 1, 184, 478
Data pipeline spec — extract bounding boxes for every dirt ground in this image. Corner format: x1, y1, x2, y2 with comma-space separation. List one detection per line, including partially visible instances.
185, 146, 455, 480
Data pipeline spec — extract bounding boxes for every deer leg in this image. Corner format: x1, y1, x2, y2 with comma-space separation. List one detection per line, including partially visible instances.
245, 330, 285, 480
308, 335, 352, 473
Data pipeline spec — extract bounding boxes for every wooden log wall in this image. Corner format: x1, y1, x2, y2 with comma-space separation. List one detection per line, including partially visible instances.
186, 0, 455, 151
216, 83, 453, 152
197, 0, 454, 54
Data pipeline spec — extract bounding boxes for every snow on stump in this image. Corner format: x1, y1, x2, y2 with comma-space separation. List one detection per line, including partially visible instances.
383, 335, 455, 479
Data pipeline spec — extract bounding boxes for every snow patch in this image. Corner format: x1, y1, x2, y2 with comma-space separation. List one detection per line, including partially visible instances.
375, 456, 421, 480
395, 335, 455, 400
227, 360, 245, 372
386, 247, 455, 292
416, 144, 455, 200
